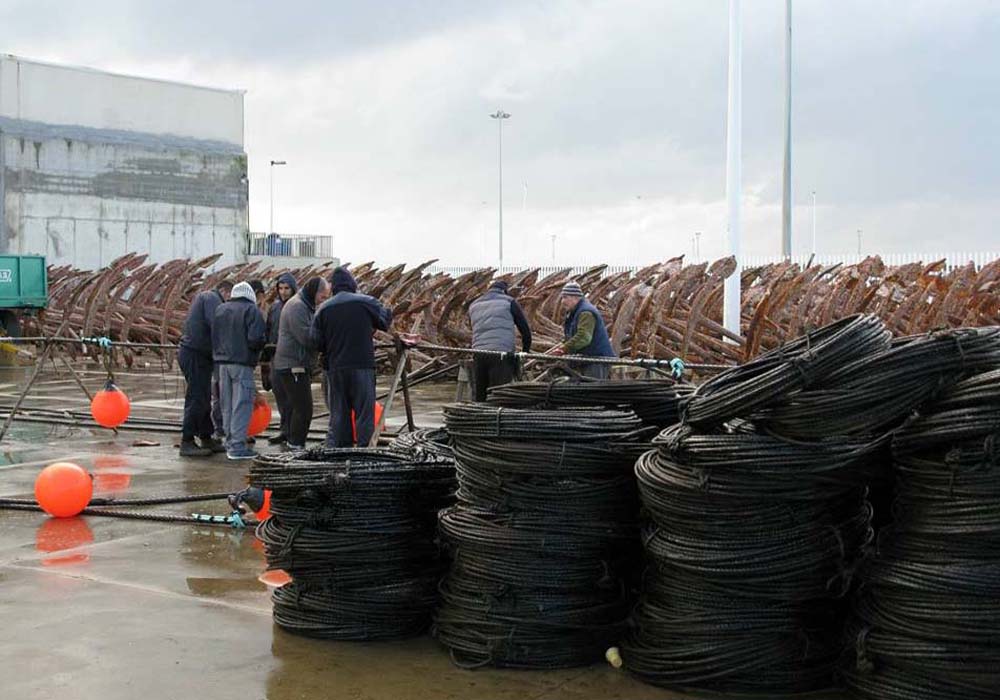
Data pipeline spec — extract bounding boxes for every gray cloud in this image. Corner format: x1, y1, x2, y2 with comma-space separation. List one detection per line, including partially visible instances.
2, 0, 998, 265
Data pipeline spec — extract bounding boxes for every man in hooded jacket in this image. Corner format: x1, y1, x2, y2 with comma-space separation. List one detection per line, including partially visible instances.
310, 267, 392, 447
263, 272, 297, 444
213, 281, 267, 460
273, 276, 329, 449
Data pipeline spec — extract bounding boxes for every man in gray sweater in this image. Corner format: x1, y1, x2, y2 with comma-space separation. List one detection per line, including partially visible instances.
273, 277, 330, 449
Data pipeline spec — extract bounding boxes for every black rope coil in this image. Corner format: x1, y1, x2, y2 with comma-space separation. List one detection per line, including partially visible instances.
250, 448, 454, 640
840, 363, 1000, 700
753, 328, 1000, 439
486, 377, 694, 428
683, 314, 892, 428
434, 403, 645, 669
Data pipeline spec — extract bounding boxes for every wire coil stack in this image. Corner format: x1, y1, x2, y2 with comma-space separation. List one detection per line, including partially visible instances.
487, 377, 694, 428
250, 447, 454, 640
434, 403, 647, 668
841, 367, 1000, 700
622, 315, 893, 694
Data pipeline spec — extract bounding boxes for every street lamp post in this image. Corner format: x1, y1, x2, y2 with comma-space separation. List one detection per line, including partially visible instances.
781, 0, 793, 259
550, 234, 556, 263
857, 229, 863, 256
723, 0, 743, 336
695, 231, 702, 262
490, 109, 510, 270
269, 159, 287, 238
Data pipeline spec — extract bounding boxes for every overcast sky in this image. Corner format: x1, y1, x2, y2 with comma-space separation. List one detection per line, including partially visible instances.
3, 1, 998, 266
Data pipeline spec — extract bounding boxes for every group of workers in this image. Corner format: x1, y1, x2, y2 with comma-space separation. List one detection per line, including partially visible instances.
177, 266, 613, 460
177, 267, 390, 460
467, 278, 617, 399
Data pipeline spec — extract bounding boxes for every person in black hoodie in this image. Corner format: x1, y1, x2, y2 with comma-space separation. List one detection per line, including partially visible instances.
178, 280, 233, 457
273, 276, 329, 449
213, 281, 267, 460
310, 267, 392, 447
263, 272, 298, 445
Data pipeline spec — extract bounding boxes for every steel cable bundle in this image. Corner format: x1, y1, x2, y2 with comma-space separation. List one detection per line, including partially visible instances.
752, 328, 1000, 439
434, 403, 645, 669
486, 377, 694, 428
841, 365, 1000, 700
250, 448, 453, 640
623, 422, 876, 693
682, 314, 892, 428
390, 427, 455, 461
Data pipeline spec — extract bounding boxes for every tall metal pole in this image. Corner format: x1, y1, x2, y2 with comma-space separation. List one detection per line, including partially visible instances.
490, 110, 510, 270
857, 229, 862, 256
811, 190, 817, 255
781, 0, 793, 258
695, 231, 702, 262
269, 159, 286, 238
724, 0, 743, 336
550, 234, 556, 262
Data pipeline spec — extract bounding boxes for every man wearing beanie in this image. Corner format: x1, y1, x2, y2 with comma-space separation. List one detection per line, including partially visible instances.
551, 280, 617, 379
310, 267, 393, 447
467, 280, 532, 401
212, 280, 267, 459
262, 272, 298, 445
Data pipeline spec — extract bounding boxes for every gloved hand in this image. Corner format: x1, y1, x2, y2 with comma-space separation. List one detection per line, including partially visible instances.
261, 363, 272, 391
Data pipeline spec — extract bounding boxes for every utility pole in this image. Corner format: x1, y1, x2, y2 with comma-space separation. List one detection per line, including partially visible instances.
781, 0, 792, 258
724, 0, 743, 336
695, 231, 702, 262
490, 109, 510, 270
269, 160, 287, 238
811, 190, 817, 256
550, 234, 556, 263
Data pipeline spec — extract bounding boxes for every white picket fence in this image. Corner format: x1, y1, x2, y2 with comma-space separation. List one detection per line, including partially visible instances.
428, 252, 999, 278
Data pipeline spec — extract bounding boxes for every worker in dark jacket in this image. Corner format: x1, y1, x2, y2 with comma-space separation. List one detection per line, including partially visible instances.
550, 280, 616, 379
467, 280, 532, 401
310, 267, 392, 447
263, 272, 298, 445
178, 280, 233, 457
213, 281, 267, 460
273, 277, 329, 449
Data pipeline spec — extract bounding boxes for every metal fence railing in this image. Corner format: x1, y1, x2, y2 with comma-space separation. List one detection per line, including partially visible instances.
428, 252, 1000, 278
248, 232, 333, 258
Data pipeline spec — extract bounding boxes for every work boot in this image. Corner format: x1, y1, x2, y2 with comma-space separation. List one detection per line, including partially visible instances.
179, 440, 212, 458
200, 436, 227, 454
267, 433, 287, 446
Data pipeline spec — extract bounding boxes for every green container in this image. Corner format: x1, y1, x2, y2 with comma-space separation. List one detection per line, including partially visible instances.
0, 255, 48, 309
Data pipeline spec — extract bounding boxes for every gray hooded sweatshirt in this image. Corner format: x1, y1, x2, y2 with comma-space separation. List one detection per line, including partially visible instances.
273, 285, 318, 372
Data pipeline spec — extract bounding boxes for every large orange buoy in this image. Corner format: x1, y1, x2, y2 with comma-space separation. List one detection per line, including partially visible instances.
248, 394, 272, 437
351, 401, 385, 444
35, 462, 93, 518
91, 382, 131, 428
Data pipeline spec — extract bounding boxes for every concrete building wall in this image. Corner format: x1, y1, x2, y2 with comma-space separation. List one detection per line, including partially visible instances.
0, 55, 248, 270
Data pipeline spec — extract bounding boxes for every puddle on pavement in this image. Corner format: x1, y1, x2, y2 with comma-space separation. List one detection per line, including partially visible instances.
35, 516, 94, 567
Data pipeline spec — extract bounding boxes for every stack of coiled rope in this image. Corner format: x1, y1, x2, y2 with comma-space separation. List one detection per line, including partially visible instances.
841, 367, 1000, 700
250, 447, 454, 640
434, 403, 647, 668
486, 377, 694, 428
622, 315, 893, 693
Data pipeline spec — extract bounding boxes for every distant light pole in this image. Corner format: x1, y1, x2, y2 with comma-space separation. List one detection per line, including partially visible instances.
490, 109, 511, 270
695, 231, 702, 262
550, 234, 556, 263
811, 191, 817, 256
857, 229, 863, 256
723, 0, 743, 336
269, 160, 287, 237
780, 0, 793, 259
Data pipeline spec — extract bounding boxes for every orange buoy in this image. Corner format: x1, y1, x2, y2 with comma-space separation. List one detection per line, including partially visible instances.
351, 401, 385, 444
91, 382, 131, 428
35, 462, 93, 518
255, 489, 272, 521
248, 394, 272, 437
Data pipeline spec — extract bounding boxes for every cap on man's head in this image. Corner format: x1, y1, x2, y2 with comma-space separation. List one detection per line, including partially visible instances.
490, 280, 510, 294
560, 281, 584, 298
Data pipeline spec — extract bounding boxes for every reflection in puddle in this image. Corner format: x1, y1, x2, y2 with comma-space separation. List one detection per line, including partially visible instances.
35, 517, 94, 567
92, 455, 133, 495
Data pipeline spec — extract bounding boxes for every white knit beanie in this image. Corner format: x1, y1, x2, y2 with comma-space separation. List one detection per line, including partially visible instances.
231, 281, 256, 303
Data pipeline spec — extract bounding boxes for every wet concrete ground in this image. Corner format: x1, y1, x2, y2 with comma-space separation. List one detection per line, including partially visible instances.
0, 364, 847, 700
